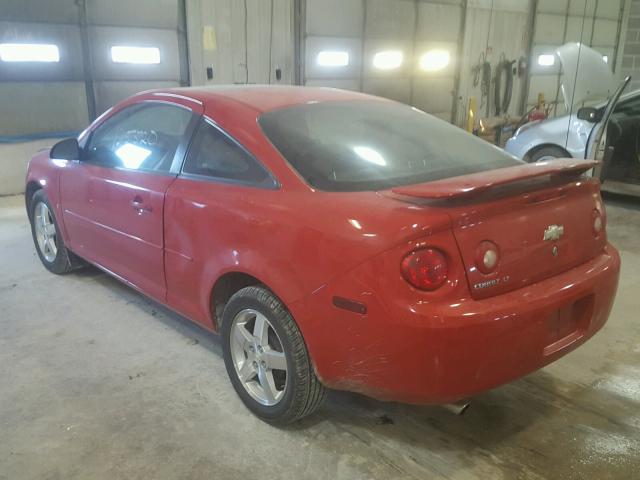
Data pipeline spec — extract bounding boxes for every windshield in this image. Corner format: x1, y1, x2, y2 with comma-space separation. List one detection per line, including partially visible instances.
259, 101, 522, 192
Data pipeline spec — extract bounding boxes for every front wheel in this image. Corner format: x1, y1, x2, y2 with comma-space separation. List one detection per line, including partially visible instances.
528, 145, 568, 163
29, 190, 78, 274
221, 286, 326, 424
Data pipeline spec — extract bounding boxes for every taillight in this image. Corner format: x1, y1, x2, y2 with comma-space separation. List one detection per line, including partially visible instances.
401, 248, 448, 291
475, 241, 499, 274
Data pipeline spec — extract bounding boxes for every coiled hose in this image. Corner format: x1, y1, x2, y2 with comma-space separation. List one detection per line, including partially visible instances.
494, 58, 515, 116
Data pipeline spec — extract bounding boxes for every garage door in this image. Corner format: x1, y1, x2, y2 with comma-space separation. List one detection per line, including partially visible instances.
0, 0, 189, 138
303, 0, 464, 122
528, 0, 624, 116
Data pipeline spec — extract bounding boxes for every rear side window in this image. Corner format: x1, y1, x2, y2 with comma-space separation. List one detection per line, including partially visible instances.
182, 120, 275, 187
259, 101, 522, 192
84, 102, 193, 173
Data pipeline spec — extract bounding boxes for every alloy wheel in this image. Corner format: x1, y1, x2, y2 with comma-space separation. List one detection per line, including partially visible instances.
34, 202, 57, 263
230, 309, 288, 406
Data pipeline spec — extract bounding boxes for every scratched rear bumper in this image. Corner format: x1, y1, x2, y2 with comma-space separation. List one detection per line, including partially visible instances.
291, 244, 620, 404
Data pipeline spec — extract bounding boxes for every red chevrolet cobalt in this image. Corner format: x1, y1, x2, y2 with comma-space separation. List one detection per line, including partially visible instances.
26, 86, 620, 423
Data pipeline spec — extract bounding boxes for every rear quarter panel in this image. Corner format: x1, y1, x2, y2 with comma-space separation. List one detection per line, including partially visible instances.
163, 181, 453, 330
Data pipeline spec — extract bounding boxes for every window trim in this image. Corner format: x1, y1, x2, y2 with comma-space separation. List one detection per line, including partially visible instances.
81, 100, 200, 177
178, 116, 280, 190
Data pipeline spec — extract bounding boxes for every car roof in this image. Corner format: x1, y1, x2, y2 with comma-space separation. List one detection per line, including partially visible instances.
140, 85, 387, 113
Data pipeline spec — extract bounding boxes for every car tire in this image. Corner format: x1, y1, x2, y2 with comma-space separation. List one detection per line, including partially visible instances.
221, 286, 326, 424
29, 190, 80, 274
528, 145, 569, 163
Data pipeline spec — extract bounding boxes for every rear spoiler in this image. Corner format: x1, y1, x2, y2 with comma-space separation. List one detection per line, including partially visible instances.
390, 159, 598, 200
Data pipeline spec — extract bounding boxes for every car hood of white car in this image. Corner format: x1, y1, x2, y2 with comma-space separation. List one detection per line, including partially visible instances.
556, 43, 614, 111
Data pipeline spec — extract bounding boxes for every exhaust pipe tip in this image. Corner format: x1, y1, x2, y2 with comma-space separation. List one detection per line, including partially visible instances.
442, 400, 470, 416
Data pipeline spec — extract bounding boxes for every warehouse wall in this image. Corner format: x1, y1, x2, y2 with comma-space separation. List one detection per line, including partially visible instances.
621, 0, 640, 91
0, 0, 189, 197
87, 0, 188, 115
0, 0, 295, 196
0, 138, 64, 196
0, 0, 188, 138
458, 0, 531, 121
528, 0, 626, 117
0, 1, 87, 137
185, 0, 295, 86
2, 0, 632, 139
303, 0, 465, 122
300, 0, 630, 125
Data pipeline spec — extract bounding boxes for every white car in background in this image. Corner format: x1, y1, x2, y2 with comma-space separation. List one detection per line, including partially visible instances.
505, 44, 638, 193
506, 43, 619, 162
506, 89, 639, 163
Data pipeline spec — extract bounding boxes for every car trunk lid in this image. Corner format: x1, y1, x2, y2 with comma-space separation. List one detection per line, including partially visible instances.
390, 159, 607, 299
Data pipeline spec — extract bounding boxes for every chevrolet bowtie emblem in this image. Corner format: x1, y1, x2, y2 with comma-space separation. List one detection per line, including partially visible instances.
543, 224, 564, 241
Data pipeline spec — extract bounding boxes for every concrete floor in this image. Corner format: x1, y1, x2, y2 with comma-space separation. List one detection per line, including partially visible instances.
1, 193, 639, 480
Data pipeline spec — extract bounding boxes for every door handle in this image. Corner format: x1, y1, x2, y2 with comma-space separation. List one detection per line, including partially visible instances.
131, 197, 152, 214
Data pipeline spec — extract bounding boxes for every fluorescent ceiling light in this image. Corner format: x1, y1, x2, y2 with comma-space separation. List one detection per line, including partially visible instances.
373, 50, 403, 70
317, 50, 349, 67
537, 54, 555, 67
0, 43, 60, 62
419, 50, 450, 72
603, 55, 609, 63
111, 46, 161, 64
353, 146, 386, 166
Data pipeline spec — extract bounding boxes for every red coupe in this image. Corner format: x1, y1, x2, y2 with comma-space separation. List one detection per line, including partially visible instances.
26, 86, 620, 423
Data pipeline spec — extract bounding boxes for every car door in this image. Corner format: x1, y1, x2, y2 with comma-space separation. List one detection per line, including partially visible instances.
598, 92, 640, 181
163, 118, 278, 327
59, 100, 200, 302
587, 77, 630, 180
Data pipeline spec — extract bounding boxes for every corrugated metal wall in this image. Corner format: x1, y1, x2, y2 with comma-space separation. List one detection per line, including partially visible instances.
301, 0, 628, 125
0, 0, 188, 137
303, 0, 464, 122
0, 0, 631, 137
529, 0, 625, 116
458, 0, 531, 121
0, 1, 87, 136
185, 0, 295, 86
620, 0, 640, 92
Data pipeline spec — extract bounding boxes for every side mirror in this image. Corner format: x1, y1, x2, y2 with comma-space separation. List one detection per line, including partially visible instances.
50, 138, 80, 160
577, 107, 602, 123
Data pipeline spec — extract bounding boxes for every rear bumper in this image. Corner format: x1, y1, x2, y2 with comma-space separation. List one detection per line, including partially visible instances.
294, 244, 620, 404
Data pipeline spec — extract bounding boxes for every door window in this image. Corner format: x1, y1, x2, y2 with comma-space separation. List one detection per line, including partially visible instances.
182, 120, 275, 187
84, 102, 193, 173
614, 95, 640, 117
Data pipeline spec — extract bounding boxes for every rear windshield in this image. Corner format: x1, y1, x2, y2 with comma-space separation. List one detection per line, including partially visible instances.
259, 101, 523, 192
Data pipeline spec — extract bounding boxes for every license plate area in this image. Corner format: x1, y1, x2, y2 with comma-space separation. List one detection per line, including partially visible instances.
543, 294, 595, 356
